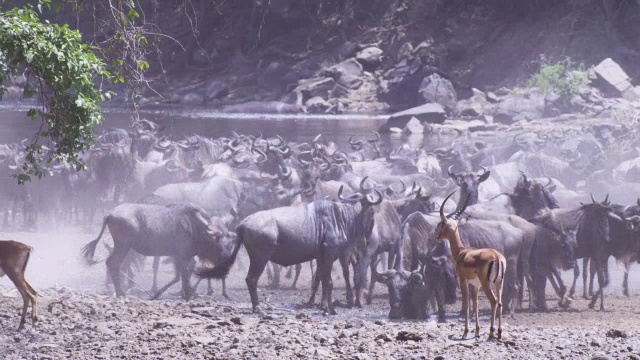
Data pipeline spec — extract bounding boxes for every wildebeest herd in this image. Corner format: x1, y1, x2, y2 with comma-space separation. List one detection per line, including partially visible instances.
2, 119, 640, 339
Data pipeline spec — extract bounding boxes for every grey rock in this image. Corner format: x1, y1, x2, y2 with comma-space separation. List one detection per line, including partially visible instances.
419, 74, 457, 113
606, 329, 628, 339
295, 77, 336, 99
204, 80, 229, 101
592, 58, 633, 96
182, 92, 204, 105
380, 103, 446, 132
457, 88, 493, 117
321, 58, 363, 89
494, 88, 545, 124
153, 318, 202, 329
398, 42, 414, 61
403, 117, 425, 134
305, 96, 332, 113
486, 91, 500, 103
356, 47, 384, 67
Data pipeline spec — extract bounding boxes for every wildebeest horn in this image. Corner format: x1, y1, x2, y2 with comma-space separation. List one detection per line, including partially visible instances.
348, 135, 363, 150
447, 165, 456, 180
312, 134, 322, 144
367, 131, 381, 143
545, 177, 556, 193
365, 189, 383, 206
253, 148, 267, 163
519, 171, 528, 184
411, 181, 421, 196
602, 194, 610, 205
440, 191, 457, 221
637, 198, 640, 207
338, 185, 363, 203
591, 193, 596, 204
359, 176, 373, 193
279, 164, 292, 179
372, 257, 394, 282
451, 193, 472, 219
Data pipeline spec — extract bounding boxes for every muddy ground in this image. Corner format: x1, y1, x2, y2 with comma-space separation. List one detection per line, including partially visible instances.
1, 229, 640, 360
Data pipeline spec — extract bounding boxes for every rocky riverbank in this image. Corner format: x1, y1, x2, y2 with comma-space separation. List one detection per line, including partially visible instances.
1, 288, 640, 360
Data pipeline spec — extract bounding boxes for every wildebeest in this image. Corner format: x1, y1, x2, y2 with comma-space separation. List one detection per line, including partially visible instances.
81, 203, 219, 300
196, 187, 384, 315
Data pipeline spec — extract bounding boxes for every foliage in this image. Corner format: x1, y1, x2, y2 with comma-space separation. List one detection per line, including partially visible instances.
527, 56, 590, 97
0, 0, 112, 183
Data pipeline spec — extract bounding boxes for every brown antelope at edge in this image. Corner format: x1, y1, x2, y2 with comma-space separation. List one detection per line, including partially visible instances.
0, 240, 38, 330
437, 191, 506, 340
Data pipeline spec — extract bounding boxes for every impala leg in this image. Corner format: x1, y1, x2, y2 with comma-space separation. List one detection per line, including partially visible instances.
471, 285, 480, 338
25, 280, 38, 324
9, 274, 33, 330
460, 277, 469, 339
480, 278, 498, 340
495, 278, 504, 340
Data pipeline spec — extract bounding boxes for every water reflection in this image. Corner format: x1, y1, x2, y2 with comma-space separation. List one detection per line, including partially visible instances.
0, 107, 461, 150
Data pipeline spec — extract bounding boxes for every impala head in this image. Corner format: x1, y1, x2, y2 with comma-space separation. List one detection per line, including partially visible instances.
437, 190, 471, 241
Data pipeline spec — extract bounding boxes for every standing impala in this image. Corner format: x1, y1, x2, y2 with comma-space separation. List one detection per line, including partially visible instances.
437, 191, 506, 340
0, 240, 38, 330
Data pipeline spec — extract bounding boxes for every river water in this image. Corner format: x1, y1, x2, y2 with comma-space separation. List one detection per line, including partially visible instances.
0, 103, 460, 150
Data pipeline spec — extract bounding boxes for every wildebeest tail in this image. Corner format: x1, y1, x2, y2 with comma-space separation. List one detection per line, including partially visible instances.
196, 228, 244, 279
81, 216, 110, 265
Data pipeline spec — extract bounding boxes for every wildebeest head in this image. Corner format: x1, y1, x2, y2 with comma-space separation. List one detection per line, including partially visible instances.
348, 132, 382, 160
447, 165, 489, 210
511, 172, 559, 219
578, 194, 631, 244
338, 179, 383, 241
372, 257, 424, 320
427, 243, 458, 306
532, 210, 578, 270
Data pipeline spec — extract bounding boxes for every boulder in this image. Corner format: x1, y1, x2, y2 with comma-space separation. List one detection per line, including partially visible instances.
305, 96, 332, 113
204, 80, 229, 101
320, 58, 363, 90
456, 88, 493, 117
397, 42, 413, 61
592, 58, 633, 97
486, 91, 500, 103
356, 47, 384, 67
182, 92, 204, 105
494, 89, 545, 124
419, 74, 457, 113
402, 117, 425, 134
295, 77, 336, 99
379, 103, 445, 132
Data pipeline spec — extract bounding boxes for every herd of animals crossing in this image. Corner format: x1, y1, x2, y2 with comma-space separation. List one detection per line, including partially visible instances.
2, 119, 640, 341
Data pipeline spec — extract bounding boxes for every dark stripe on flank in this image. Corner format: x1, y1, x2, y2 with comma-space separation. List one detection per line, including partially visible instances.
487, 261, 494, 283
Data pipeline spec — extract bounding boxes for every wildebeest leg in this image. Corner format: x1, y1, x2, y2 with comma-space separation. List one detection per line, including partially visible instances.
105, 246, 131, 298
588, 259, 609, 311
307, 269, 321, 306
151, 262, 181, 300
340, 255, 354, 307
549, 268, 567, 299
221, 279, 230, 299
265, 263, 274, 286
318, 257, 336, 315
582, 258, 590, 299
207, 279, 215, 296
269, 263, 282, 289
285, 266, 293, 279
623, 267, 629, 297
246, 255, 270, 313
588, 259, 597, 299
568, 260, 579, 298
151, 256, 161, 293
178, 260, 194, 300
367, 253, 383, 305
353, 256, 370, 308
290, 263, 302, 289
